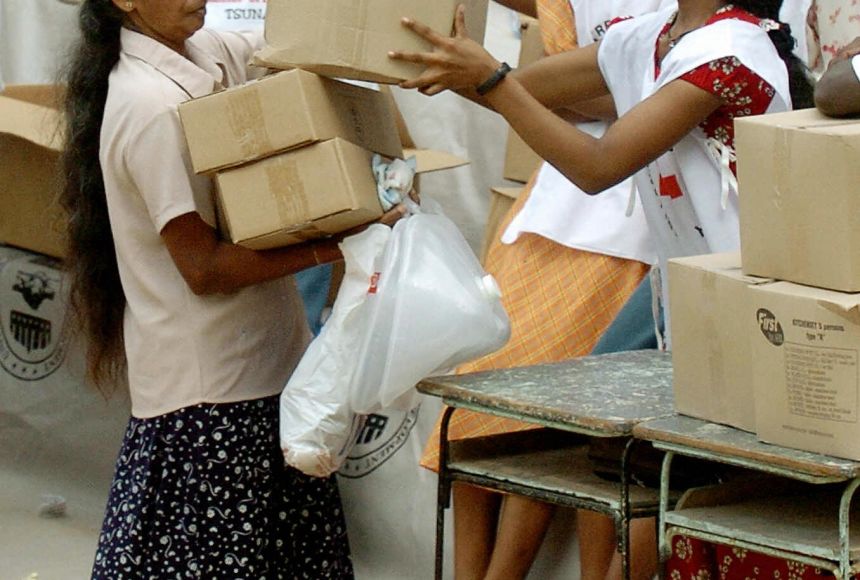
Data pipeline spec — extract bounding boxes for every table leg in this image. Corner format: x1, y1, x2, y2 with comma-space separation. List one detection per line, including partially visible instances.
657, 450, 675, 579
618, 437, 636, 580
435, 405, 456, 580
838, 477, 860, 579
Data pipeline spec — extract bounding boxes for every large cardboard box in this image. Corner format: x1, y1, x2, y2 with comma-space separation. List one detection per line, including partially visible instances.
737, 108, 860, 292
216, 139, 468, 249
179, 69, 403, 174
480, 186, 522, 264
502, 17, 544, 183
253, 0, 489, 83
0, 86, 66, 258
668, 252, 772, 432
751, 280, 860, 460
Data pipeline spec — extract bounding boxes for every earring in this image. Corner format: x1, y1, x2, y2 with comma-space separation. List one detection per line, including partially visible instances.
125, 1, 133, 10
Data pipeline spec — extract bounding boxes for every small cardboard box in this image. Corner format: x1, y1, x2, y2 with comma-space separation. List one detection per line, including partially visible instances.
736, 108, 860, 292
0, 86, 66, 258
502, 17, 543, 183
668, 252, 772, 432
216, 139, 468, 249
480, 186, 522, 264
253, 0, 489, 83
179, 69, 403, 174
750, 280, 860, 460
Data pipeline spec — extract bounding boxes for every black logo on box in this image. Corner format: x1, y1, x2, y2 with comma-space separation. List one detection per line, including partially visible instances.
757, 308, 784, 346
0, 254, 69, 380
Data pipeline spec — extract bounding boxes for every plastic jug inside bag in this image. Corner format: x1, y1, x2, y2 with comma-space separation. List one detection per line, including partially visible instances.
349, 212, 511, 413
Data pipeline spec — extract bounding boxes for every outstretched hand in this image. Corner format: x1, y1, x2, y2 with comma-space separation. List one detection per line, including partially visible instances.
388, 4, 501, 96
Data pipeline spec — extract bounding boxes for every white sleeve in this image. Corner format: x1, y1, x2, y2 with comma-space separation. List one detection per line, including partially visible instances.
125, 106, 214, 232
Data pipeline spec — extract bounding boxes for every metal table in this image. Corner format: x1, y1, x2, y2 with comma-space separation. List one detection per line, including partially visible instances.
416, 350, 676, 580
634, 415, 860, 579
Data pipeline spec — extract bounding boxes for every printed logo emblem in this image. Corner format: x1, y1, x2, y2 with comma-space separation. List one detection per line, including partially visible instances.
339, 406, 420, 478
757, 308, 784, 346
0, 255, 69, 380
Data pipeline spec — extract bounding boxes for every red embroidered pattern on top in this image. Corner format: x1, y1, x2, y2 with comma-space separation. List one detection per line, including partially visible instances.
654, 5, 776, 175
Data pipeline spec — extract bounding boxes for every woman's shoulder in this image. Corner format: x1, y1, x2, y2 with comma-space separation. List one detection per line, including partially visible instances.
189, 28, 265, 63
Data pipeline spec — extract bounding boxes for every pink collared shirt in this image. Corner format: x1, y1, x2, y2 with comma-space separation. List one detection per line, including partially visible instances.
100, 27, 310, 418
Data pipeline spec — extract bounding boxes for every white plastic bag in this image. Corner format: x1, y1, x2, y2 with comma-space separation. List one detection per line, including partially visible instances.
279, 225, 390, 477
349, 203, 511, 413
280, 203, 510, 476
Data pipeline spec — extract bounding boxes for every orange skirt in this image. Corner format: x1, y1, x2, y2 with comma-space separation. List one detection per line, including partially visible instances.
420, 182, 649, 471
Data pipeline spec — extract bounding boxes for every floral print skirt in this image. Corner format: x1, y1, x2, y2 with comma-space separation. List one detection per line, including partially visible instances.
91, 396, 353, 579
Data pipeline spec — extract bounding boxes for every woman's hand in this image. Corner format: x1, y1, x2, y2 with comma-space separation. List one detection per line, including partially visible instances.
389, 4, 501, 96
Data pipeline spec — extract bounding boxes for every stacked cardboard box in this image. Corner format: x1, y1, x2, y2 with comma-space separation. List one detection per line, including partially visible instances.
253, 0, 489, 84
0, 86, 66, 258
502, 16, 544, 184
479, 17, 541, 265
180, 70, 467, 249
668, 108, 860, 460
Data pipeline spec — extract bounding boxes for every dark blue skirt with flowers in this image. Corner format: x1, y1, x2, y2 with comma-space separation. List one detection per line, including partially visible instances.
91, 395, 353, 579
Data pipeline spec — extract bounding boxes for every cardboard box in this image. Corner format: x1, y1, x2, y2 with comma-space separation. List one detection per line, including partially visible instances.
253, 0, 489, 83
737, 108, 860, 292
751, 280, 860, 460
480, 186, 522, 264
502, 17, 543, 183
0, 86, 66, 258
216, 139, 468, 249
179, 69, 403, 174
668, 252, 773, 432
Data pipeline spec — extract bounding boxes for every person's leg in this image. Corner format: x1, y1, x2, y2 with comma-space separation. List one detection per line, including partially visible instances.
576, 510, 617, 580
482, 495, 556, 580
605, 517, 658, 580
453, 482, 502, 580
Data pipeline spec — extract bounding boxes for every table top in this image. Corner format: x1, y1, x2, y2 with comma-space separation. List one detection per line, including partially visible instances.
634, 415, 860, 481
417, 350, 674, 437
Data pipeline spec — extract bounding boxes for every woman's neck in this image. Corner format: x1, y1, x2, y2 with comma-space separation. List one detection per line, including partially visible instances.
674, 0, 727, 31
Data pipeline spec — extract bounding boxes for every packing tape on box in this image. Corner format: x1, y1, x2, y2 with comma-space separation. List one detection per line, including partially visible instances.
265, 158, 309, 226
287, 222, 328, 242
226, 89, 272, 158
773, 129, 808, 276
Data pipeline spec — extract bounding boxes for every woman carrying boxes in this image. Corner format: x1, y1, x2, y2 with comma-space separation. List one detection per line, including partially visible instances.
60, 1, 404, 577
391, 0, 812, 578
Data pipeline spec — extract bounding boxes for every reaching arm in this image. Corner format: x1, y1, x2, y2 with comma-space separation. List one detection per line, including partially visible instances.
390, 6, 722, 193
483, 74, 721, 193
161, 206, 405, 296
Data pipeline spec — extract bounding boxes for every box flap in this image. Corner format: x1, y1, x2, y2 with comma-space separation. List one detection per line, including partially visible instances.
491, 186, 524, 200
0, 94, 63, 151
668, 252, 772, 285
735, 107, 857, 131
404, 148, 469, 173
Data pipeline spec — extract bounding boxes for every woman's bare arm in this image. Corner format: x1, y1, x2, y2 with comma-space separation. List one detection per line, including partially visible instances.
160, 206, 405, 296
484, 74, 721, 193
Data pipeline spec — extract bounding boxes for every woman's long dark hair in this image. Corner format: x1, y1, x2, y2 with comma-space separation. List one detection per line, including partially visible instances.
732, 0, 815, 108
60, 0, 126, 392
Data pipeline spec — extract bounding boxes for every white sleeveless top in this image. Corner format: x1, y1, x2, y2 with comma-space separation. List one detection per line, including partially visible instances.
597, 8, 791, 342
501, 0, 675, 264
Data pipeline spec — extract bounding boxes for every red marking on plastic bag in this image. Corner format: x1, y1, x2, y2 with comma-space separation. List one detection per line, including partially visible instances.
368, 273, 380, 294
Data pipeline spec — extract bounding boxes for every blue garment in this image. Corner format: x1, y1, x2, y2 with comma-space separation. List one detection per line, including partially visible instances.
295, 264, 333, 336
591, 274, 660, 354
